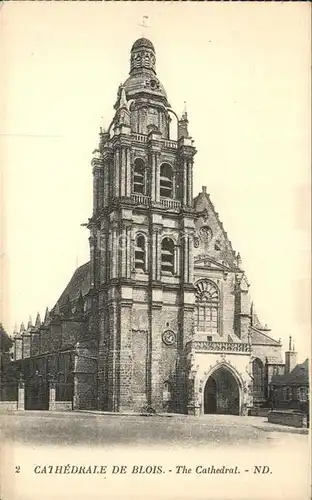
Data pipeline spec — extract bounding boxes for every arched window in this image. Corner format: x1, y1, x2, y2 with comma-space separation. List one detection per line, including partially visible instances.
160, 163, 173, 198
252, 358, 264, 397
195, 280, 219, 333
133, 158, 145, 194
161, 238, 174, 274
134, 234, 146, 272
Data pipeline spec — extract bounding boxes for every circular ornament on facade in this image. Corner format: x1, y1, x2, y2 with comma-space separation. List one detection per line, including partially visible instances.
162, 330, 176, 346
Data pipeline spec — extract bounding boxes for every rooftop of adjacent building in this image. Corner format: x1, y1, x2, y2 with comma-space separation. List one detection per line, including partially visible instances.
270, 358, 309, 387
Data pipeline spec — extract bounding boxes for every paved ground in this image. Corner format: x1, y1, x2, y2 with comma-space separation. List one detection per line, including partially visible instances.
0, 410, 308, 448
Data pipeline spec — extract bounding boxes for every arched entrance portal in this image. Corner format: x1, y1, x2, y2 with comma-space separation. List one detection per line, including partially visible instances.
204, 366, 240, 415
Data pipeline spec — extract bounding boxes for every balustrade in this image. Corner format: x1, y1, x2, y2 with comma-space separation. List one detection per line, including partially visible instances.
186, 341, 251, 354
159, 198, 181, 210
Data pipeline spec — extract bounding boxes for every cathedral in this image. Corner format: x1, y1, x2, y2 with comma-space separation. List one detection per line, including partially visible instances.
11, 38, 286, 415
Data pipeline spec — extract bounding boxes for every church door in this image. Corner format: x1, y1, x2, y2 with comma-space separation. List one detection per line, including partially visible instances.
203, 367, 240, 415
204, 377, 217, 413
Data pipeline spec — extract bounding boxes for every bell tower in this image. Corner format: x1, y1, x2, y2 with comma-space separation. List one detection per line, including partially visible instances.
89, 38, 197, 412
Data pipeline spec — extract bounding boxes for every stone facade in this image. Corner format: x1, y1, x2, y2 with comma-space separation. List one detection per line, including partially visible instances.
10, 38, 286, 415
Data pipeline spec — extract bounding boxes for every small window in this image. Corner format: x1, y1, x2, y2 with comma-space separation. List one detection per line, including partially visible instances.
135, 235, 146, 272
161, 238, 174, 274
133, 158, 145, 194
207, 335, 212, 342
160, 163, 173, 198
298, 387, 307, 402
163, 381, 171, 402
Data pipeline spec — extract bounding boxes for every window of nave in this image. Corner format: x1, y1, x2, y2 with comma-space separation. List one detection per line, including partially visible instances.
161, 237, 174, 275
133, 158, 145, 194
252, 358, 265, 397
160, 163, 173, 198
194, 279, 220, 333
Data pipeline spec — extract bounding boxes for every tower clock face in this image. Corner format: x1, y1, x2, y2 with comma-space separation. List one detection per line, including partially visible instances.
162, 330, 176, 346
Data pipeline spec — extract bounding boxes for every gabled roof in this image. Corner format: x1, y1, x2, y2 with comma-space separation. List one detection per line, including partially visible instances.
55, 262, 90, 309
271, 359, 309, 386
193, 189, 237, 269
250, 326, 281, 346
194, 189, 236, 255
194, 255, 232, 272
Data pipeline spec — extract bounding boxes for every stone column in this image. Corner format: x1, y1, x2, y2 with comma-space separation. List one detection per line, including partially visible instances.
156, 229, 161, 281
150, 304, 162, 410
17, 376, 25, 411
187, 160, 193, 207
125, 148, 131, 198
111, 224, 118, 279
120, 148, 126, 197
183, 235, 189, 283
99, 232, 107, 284
114, 148, 120, 198
126, 224, 132, 278
89, 234, 96, 288
155, 153, 160, 202
92, 168, 99, 215
120, 224, 127, 278
150, 153, 156, 202
188, 233, 194, 284
98, 169, 104, 209
103, 163, 109, 207
49, 379, 56, 411
118, 300, 133, 411
183, 159, 187, 206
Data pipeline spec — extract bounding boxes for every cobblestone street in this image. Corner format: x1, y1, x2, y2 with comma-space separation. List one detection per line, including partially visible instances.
1, 411, 309, 500
0, 410, 308, 448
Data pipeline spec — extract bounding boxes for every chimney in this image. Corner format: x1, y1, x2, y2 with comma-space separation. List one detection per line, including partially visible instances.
285, 336, 297, 375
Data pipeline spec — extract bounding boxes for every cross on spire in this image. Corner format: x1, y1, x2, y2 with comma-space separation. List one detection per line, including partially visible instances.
139, 15, 149, 37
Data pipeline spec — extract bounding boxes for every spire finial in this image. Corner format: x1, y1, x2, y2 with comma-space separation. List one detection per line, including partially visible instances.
35, 312, 41, 328
119, 86, 128, 109
44, 307, 51, 324
27, 316, 33, 330
289, 335, 292, 350
182, 101, 188, 120
236, 252, 242, 267
139, 15, 149, 37
54, 302, 61, 317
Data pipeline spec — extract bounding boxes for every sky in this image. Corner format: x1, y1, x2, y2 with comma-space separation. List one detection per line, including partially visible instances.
0, 2, 310, 361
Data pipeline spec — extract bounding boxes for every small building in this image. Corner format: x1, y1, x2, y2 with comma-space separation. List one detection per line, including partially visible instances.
269, 337, 309, 414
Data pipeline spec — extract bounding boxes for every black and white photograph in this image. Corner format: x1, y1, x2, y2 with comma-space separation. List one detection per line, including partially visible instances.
0, 2, 310, 500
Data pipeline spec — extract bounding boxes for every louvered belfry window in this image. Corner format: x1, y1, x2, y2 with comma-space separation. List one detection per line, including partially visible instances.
160, 163, 173, 198
133, 158, 145, 194
195, 279, 219, 333
135, 235, 146, 272
161, 238, 174, 274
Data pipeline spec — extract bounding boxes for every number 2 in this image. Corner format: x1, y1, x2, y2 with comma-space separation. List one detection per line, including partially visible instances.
15, 466, 20, 474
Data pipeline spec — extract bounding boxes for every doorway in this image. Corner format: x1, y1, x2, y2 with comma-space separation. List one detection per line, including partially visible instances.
25, 374, 49, 410
203, 367, 240, 415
